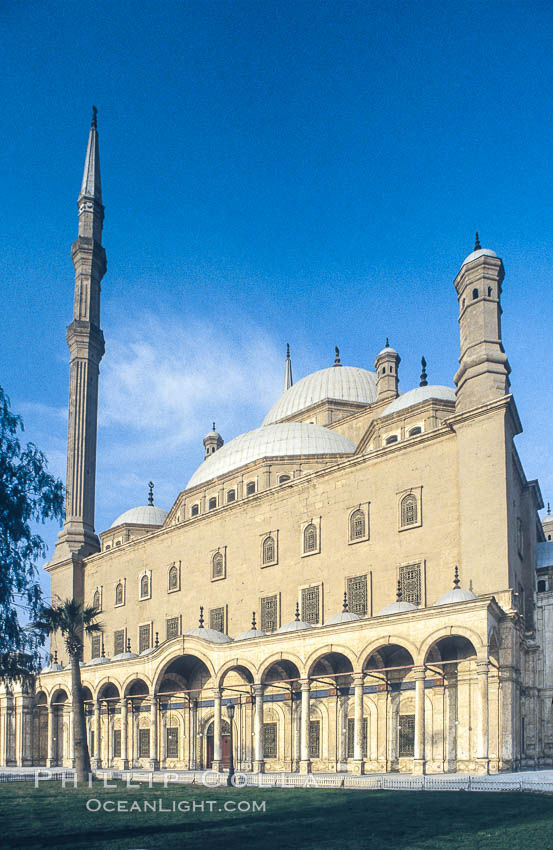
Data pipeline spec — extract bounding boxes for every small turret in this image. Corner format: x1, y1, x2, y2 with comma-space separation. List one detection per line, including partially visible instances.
374, 338, 400, 402
203, 422, 223, 459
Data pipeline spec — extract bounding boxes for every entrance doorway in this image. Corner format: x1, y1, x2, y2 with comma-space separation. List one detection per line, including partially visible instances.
206, 720, 231, 768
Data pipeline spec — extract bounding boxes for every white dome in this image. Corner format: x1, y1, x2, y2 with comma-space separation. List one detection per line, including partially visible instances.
325, 611, 361, 625
41, 660, 63, 673
186, 423, 355, 489
85, 655, 112, 666
382, 385, 456, 416
235, 627, 266, 641
461, 247, 497, 267
376, 600, 417, 616
376, 345, 398, 358
110, 504, 168, 528
185, 626, 233, 644
278, 619, 311, 633
434, 587, 477, 606
263, 365, 377, 426
111, 651, 138, 662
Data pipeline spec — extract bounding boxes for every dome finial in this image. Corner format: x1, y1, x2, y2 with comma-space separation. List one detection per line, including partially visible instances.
474, 231, 481, 251
420, 356, 428, 387
286, 343, 290, 360
453, 565, 460, 588
127, 637, 131, 653
295, 601, 300, 621
252, 611, 257, 629
199, 606, 204, 628
334, 345, 342, 367
548, 502, 551, 515
91, 105, 98, 129
396, 580, 402, 602
342, 592, 349, 613
154, 631, 159, 648
54, 650, 58, 664
212, 421, 216, 431
148, 481, 154, 506
386, 337, 389, 348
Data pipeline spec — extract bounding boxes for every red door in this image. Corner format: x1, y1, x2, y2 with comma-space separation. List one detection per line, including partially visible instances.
221, 735, 231, 768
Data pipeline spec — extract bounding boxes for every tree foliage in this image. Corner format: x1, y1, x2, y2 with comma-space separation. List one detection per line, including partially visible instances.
0, 384, 64, 680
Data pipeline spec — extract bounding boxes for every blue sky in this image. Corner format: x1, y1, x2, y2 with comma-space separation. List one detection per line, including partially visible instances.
1, 1, 552, 598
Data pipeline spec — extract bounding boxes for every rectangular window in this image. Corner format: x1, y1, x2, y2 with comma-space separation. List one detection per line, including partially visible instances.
260, 595, 278, 633
347, 575, 368, 616
113, 729, 121, 758
114, 629, 125, 656
309, 720, 320, 759
398, 715, 415, 757
139, 624, 151, 653
209, 607, 225, 633
139, 729, 150, 758
399, 564, 421, 605
263, 722, 277, 758
167, 727, 179, 758
347, 717, 368, 758
301, 586, 320, 624
166, 617, 179, 640
91, 635, 101, 660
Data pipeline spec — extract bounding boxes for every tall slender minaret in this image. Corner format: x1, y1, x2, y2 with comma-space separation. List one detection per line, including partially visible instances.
53, 108, 106, 561
283, 343, 293, 392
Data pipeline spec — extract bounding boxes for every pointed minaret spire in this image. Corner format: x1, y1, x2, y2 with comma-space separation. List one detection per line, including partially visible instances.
283, 343, 293, 392
148, 481, 154, 506
420, 356, 428, 387
474, 231, 481, 251
79, 107, 103, 236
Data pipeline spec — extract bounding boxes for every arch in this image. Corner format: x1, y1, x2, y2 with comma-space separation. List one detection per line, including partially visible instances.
92, 589, 100, 610
488, 628, 500, 666
115, 582, 124, 606
215, 659, 257, 689
408, 426, 422, 437
305, 645, 357, 679
303, 523, 317, 553
259, 654, 303, 685
140, 574, 150, 598
358, 635, 418, 672
400, 493, 417, 527
124, 678, 150, 699
418, 625, 484, 665
363, 643, 415, 675
278, 475, 291, 484
212, 552, 224, 579
246, 481, 256, 496
208, 497, 217, 511
97, 682, 120, 703
262, 535, 275, 565
226, 489, 236, 503
35, 691, 48, 706
154, 652, 214, 697
349, 508, 366, 541
50, 688, 69, 707
168, 564, 179, 591
81, 686, 93, 703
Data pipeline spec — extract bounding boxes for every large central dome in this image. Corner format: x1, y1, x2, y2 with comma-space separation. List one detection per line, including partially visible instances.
262, 365, 377, 426
186, 423, 355, 489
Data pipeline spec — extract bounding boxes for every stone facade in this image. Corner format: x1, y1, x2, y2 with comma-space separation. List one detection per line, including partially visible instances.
1, 118, 550, 776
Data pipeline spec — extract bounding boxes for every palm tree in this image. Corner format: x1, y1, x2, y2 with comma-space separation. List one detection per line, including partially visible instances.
33, 599, 102, 782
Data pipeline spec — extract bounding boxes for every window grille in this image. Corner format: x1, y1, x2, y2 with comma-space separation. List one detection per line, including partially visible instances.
399, 564, 421, 605
304, 523, 317, 553
168, 565, 178, 591
166, 617, 179, 640
115, 582, 124, 606
263, 722, 277, 758
93, 589, 101, 610
347, 717, 368, 758
167, 727, 179, 758
347, 575, 368, 616
261, 595, 278, 632
212, 552, 224, 579
227, 490, 236, 503
399, 715, 415, 757
309, 720, 320, 758
140, 574, 150, 598
139, 624, 150, 653
349, 510, 365, 541
301, 586, 320, 624
113, 729, 121, 758
138, 729, 150, 758
114, 630, 125, 656
246, 482, 256, 495
209, 607, 225, 633
401, 494, 418, 527
91, 635, 101, 659
262, 535, 275, 565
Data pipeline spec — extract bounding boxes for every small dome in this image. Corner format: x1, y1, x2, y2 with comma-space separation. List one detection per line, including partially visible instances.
376, 345, 398, 358
382, 385, 456, 416
461, 247, 497, 267
110, 504, 168, 528
187, 423, 355, 489
204, 425, 222, 442
263, 365, 377, 426
41, 660, 64, 673
185, 626, 233, 644
434, 587, 477, 606
376, 600, 417, 617
111, 651, 138, 662
235, 627, 266, 641
64, 660, 85, 669
278, 618, 311, 633
325, 611, 361, 625
140, 646, 158, 656
85, 655, 112, 666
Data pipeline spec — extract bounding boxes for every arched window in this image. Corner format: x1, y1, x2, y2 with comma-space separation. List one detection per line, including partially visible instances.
262, 536, 275, 565
140, 574, 150, 598
538, 580, 547, 593
472, 288, 478, 300
278, 475, 290, 484
386, 434, 398, 445
246, 481, 256, 496
168, 565, 178, 591
212, 552, 224, 579
226, 489, 236, 503
350, 509, 365, 540
401, 494, 418, 527
115, 582, 124, 606
92, 589, 100, 611
304, 523, 317, 553
208, 497, 217, 511
487, 286, 492, 297
408, 426, 422, 437
191, 504, 199, 517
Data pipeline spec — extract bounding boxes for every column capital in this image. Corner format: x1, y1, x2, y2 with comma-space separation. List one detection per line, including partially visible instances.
476, 659, 489, 674
212, 687, 222, 700
300, 679, 311, 692
352, 672, 365, 685
412, 666, 426, 680
253, 683, 264, 697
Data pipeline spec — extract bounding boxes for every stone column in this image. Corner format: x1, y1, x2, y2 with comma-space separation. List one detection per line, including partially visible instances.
160, 704, 167, 767
413, 666, 426, 775
253, 684, 264, 773
47, 707, 55, 767
293, 697, 301, 770
212, 688, 222, 771
68, 706, 75, 767
190, 701, 198, 769
300, 680, 311, 774
120, 701, 129, 769
14, 695, 22, 767
477, 660, 489, 773
150, 698, 159, 770
352, 673, 365, 774
0, 697, 8, 766
338, 691, 348, 771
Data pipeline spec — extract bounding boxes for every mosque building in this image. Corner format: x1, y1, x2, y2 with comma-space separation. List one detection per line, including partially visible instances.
1, 112, 552, 776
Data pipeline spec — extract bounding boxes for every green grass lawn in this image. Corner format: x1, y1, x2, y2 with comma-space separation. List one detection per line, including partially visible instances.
1, 780, 553, 850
